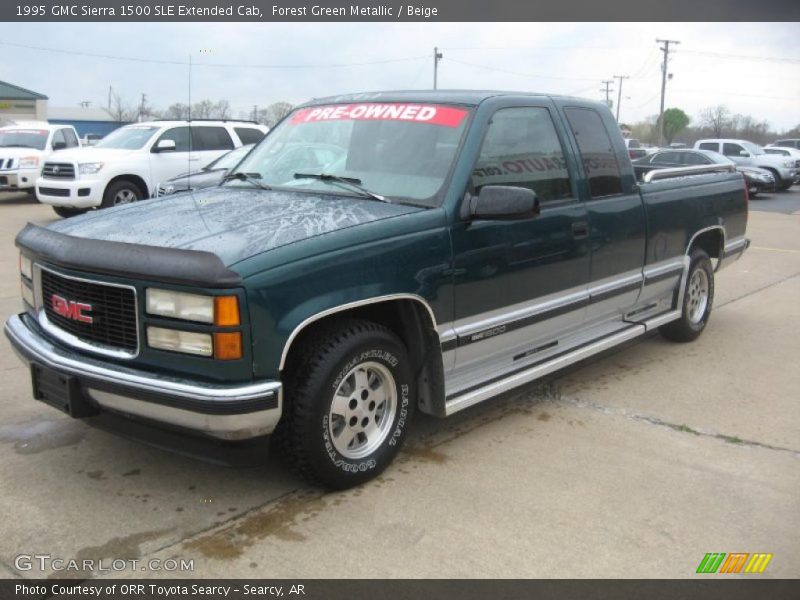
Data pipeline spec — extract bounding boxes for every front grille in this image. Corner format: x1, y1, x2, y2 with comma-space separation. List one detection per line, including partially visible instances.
41, 269, 138, 354
42, 162, 76, 179
0, 158, 13, 170
38, 187, 70, 197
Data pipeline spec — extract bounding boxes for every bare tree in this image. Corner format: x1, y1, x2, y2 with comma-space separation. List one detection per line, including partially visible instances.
107, 90, 137, 123
264, 102, 294, 126
699, 105, 731, 138
212, 100, 231, 119
162, 103, 191, 119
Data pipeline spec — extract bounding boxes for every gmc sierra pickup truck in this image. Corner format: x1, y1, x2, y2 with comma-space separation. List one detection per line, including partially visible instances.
6, 91, 749, 489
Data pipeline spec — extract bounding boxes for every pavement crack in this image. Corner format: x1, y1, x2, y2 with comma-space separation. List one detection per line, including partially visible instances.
559, 395, 800, 457
716, 271, 800, 309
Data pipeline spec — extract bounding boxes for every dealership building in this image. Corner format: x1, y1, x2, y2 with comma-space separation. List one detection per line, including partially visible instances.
0, 80, 48, 122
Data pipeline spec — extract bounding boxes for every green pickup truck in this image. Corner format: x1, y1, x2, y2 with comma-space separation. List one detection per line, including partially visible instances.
6, 91, 749, 488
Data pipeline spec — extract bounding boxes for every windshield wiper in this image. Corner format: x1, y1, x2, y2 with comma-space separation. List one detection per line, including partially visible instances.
221, 171, 272, 191
293, 172, 389, 203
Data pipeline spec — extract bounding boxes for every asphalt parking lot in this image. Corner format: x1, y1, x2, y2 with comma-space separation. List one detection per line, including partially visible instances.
0, 189, 797, 579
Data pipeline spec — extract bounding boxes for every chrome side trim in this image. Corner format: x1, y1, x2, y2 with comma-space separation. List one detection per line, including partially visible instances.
444, 325, 646, 416
643, 259, 685, 280
642, 164, 736, 182
278, 293, 438, 371
5, 314, 281, 403
686, 225, 726, 257
33, 263, 140, 360
86, 388, 282, 440
641, 309, 682, 330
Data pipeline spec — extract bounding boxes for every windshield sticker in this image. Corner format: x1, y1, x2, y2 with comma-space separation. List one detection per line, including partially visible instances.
290, 104, 468, 127
3, 129, 47, 135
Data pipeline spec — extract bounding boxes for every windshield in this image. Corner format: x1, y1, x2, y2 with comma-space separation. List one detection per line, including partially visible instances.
207, 144, 253, 171
741, 141, 764, 155
227, 103, 471, 205
0, 129, 48, 150
95, 126, 158, 150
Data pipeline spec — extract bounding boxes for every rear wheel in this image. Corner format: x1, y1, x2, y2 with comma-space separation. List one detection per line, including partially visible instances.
52, 206, 86, 218
279, 319, 415, 489
101, 179, 143, 209
660, 248, 714, 343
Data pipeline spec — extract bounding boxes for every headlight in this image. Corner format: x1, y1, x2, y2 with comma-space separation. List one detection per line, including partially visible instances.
19, 253, 32, 280
145, 289, 240, 326
783, 160, 794, 168
147, 326, 213, 357
78, 162, 104, 175
18, 156, 39, 169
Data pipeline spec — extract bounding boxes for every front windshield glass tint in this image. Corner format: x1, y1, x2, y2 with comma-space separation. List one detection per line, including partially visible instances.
208, 144, 252, 170
0, 129, 48, 150
228, 103, 471, 205
95, 126, 158, 150
741, 141, 764, 155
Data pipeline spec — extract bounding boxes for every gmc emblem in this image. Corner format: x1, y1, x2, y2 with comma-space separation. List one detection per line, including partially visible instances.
51, 294, 93, 324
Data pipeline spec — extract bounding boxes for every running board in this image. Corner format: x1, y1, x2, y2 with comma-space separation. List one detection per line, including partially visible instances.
444, 325, 645, 416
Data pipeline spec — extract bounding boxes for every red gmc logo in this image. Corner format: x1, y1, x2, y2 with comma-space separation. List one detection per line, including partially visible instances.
51, 294, 93, 324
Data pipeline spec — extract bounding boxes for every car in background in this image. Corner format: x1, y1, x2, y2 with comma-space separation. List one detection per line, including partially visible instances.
0, 122, 81, 194
155, 143, 254, 197
694, 138, 797, 191
81, 133, 103, 146
35, 120, 268, 217
624, 138, 647, 160
772, 139, 800, 150
633, 148, 776, 196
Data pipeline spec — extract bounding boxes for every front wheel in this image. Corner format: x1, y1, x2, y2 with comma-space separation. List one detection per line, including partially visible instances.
660, 248, 715, 343
101, 179, 143, 208
280, 319, 415, 489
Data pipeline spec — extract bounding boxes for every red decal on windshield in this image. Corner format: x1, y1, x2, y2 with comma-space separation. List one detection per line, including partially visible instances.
290, 104, 468, 127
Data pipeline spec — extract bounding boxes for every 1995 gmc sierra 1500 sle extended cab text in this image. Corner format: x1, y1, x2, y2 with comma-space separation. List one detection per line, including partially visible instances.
5, 91, 749, 489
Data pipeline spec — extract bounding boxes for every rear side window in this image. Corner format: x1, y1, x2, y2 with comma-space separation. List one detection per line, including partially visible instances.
652, 151, 681, 165
698, 142, 718, 151
234, 127, 265, 145
683, 152, 711, 165
192, 126, 234, 151
564, 107, 623, 198
157, 127, 191, 152
723, 143, 745, 157
472, 106, 572, 203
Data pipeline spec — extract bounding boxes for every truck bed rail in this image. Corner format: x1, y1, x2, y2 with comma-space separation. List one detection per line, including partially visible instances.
641, 164, 736, 183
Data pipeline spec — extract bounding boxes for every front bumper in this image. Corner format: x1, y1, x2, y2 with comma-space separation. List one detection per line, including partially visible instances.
0, 168, 39, 191
4, 313, 282, 440
35, 176, 104, 207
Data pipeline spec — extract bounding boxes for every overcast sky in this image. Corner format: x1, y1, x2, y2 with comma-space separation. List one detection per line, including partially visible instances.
2, 22, 798, 130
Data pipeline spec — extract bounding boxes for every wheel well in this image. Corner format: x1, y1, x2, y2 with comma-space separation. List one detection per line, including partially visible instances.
283, 298, 446, 416
689, 228, 723, 260
105, 175, 149, 199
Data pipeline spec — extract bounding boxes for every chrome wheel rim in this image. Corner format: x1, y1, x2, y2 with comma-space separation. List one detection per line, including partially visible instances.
686, 268, 709, 324
114, 189, 138, 205
328, 361, 396, 460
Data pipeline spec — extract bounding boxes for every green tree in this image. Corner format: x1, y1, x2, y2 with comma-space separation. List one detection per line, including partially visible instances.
661, 108, 691, 144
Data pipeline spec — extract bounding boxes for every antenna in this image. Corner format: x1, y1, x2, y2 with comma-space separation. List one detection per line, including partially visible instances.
187, 53, 192, 192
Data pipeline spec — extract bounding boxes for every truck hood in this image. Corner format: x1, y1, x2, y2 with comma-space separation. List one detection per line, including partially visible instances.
0, 147, 47, 159
46, 147, 137, 163
48, 187, 423, 266
754, 153, 793, 167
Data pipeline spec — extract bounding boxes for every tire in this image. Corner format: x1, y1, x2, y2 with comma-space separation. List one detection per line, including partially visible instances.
101, 179, 143, 209
659, 248, 714, 343
52, 206, 86, 218
280, 318, 415, 489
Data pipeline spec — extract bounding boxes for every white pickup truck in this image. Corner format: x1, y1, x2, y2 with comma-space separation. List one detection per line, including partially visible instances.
0, 122, 81, 194
35, 119, 267, 217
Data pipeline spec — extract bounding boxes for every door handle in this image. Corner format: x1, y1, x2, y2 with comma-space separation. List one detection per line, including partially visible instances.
571, 221, 589, 240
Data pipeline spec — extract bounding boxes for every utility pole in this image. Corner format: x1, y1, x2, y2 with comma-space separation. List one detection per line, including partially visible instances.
613, 75, 629, 122
252, 105, 258, 123
656, 38, 680, 146
433, 47, 443, 90
600, 80, 614, 108
138, 93, 147, 122
107, 86, 112, 111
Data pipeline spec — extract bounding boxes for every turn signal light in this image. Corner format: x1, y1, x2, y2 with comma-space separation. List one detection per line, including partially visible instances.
214, 332, 242, 360
214, 296, 240, 326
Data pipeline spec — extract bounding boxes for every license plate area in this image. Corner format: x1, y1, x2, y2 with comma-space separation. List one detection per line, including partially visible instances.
30, 364, 98, 418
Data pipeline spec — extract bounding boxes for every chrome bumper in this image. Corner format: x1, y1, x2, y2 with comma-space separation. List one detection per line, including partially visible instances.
4, 314, 282, 440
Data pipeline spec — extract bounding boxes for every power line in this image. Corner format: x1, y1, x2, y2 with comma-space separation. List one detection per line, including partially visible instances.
446, 57, 598, 82
680, 49, 800, 64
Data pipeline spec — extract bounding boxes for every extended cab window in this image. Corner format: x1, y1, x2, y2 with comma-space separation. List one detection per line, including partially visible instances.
157, 127, 191, 152
234, 127, 265, 145
193, 127, 234, 151
472, 107, 572, 203
698, 142, 718, 152
564, 107, 623, 198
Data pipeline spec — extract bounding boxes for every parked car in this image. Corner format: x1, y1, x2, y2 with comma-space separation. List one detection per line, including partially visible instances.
624, 137, 647, 159
35, 120, 268, 217
694, 139, 797, 191
6, 91, 749, 489
772, 139, 800, 150
0, 122, 81, 194
81, 133, 103, 147
155, 144, 254, 197
633, 149, 776, 196
763, 146, 800, 183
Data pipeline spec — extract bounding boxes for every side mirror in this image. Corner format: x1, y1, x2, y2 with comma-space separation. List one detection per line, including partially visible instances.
52, 141, 66, 151
739, 150, 750, 157
470, 186, 540, 221
153, 139, 177, 153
